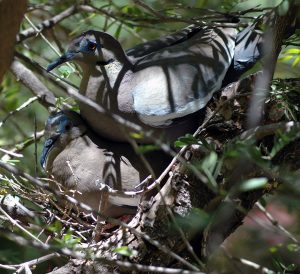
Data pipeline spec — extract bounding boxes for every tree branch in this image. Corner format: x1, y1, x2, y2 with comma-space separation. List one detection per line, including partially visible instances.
10, 59, 56, 109
17, 5, 78, 43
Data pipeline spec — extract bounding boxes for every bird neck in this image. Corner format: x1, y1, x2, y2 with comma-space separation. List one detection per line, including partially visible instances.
102, 60, 124, 87
79, 63, 102, 95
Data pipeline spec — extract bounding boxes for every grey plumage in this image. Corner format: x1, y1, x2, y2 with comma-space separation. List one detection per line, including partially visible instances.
41, 110, 169, 217
48, 25, 262, 143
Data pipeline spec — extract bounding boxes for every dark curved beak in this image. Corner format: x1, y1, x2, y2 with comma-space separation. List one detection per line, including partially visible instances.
40, 134, 60, 170
47, 51, 76, 72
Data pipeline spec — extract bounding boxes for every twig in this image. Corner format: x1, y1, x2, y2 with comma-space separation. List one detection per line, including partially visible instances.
134, 0, 166, 20
136, 90, 253, 194
17, 5, 77, 42
222, 246, 275, 274
14, 51, 79, 91
0, 263, 16, 271
1, 228, 205, 274
0, 253, 60, 273
34, 115, 38, 177
0, 96, 38, 128
132, 0, 241, 26
0, 161, 200, 271
3, 229, 205, 274
79, 5, 147, 43
0, 194, 36, 219
0, 148, 23, 158
255, 202, 299, 244
80, 86, 254, 198
0, 206, 46, 247
1, 131, 44, 162
240, 121, 300, 141
24, 15, 75, 73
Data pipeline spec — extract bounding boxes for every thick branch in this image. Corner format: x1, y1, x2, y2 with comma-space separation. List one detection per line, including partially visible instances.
247, 4, 298, 127
10, 59, 56, 109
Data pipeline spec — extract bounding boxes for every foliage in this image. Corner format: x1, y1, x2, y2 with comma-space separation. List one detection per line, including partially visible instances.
0, 0, 300, 273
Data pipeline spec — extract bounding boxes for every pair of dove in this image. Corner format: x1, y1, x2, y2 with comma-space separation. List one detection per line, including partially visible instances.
41, 23, 262, 217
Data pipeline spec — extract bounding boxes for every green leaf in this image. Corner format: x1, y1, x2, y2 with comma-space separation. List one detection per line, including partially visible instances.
286, 264, 297, 271
48, 220, 62, 233
269, 246, 278, 253
175, 207, 210, 230
174, 140, 187, 148
287, 243, 300, 252
192, 152, 219, 191
278, 55, 293, 62
114, 23, 123, 39
136, 144, 160, 154
129, 132, 144, 139
239, 177, 268, 191
58, 65, 73, 78
285, 48, 300, 54
187, 208, 210, 228
270, 130, 296, 158
113, 246, 137, 257
292, 56, 300, 67
201, 151, 218, 172
259, 197, 267, 207
174, 134, 198, 148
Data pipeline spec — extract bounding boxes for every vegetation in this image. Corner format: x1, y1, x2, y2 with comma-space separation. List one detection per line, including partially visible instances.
0, 0, 300, 273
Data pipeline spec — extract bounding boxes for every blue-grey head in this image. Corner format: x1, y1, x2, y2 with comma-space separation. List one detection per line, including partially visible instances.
47, 30, 123, 72
40, 110, 86, 170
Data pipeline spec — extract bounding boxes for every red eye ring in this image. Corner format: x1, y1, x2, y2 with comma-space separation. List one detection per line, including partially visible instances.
89, 43, 97, 51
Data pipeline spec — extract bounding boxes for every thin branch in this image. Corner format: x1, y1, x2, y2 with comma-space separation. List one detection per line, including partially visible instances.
0, 161, 200, 271
0, 96, 38, 128
137, 90, 253, 194
0, 264, 16, 271
0, 206, 45, 246
255, 202, 299, 244
1, 230, 205, 274
78, 5, 148, 43
222, 246, 275, 274
133, 0, 166, 20
240, 121, 300, 141
80, 2, 255, 29
132, 0, 241, 26
24, 15, 75, 72
1, 130, 44, 162
85, 86, 254, 199
0, 253, 60, 273
0, 148, 23, 158
17, 5, 78, 43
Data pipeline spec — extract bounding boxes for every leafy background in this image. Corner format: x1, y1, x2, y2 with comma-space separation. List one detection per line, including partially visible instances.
0, 0, 300, 273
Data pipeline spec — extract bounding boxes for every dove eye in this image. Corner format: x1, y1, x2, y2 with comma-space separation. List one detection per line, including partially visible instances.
64, 121, 73, 131
88, 41, 97, 51
64, 122, 72, 131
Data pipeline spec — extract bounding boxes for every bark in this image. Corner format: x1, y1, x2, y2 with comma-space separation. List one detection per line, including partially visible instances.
0, 0, 27, 82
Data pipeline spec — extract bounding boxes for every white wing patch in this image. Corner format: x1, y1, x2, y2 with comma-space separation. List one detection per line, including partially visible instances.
132, 27, 237, 127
